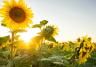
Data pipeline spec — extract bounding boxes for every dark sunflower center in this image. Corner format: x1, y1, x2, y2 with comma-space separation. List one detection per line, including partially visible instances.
82, 52, 87, 58
9, 7, 26, 23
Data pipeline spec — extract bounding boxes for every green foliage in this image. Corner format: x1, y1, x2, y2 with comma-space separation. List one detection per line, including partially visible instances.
13, 55, 32, 67
0, 36, 9, 44
47, 36, 57, 43
30, 43, 73, 67
32, 24, 41, 28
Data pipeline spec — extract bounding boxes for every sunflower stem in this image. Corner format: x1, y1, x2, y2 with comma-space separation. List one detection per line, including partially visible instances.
10, 31, 15, 67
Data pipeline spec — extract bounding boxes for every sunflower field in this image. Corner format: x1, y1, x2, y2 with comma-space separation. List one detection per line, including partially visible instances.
0, 0, 96, 67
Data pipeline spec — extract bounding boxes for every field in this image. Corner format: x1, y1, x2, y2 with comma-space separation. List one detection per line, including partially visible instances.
0, 0, 96, 67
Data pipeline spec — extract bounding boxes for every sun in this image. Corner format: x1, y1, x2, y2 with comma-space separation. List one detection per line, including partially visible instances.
0, 0, 33, 30
19, 28, 40, 43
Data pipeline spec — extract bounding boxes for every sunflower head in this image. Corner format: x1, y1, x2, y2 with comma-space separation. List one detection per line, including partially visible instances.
75, 36, 95, 64
0, 0, 33, 30
78, 51, 89, 64
9, 7, 26, 23
40, 25, 58, 38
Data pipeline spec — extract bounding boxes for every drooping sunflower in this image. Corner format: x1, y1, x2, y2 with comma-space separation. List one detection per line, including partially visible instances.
75, 36, 95, 64
40, 25, 58, 39
78, 51, 90, 64
0, 0, 33, 30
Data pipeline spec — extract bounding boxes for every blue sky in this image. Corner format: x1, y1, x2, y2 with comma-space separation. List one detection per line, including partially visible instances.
0, 0, 96, 41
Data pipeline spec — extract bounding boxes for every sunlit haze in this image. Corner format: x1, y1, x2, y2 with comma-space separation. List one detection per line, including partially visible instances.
0, 0, 96, 42
19, 28, 40, 43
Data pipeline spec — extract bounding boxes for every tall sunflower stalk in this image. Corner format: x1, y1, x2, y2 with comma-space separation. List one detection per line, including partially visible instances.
10, 31, 15, 60
9, 31, 16, 67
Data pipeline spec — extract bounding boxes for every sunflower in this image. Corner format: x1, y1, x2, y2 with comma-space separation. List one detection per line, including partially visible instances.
76, 36, 95, 64
0, 0, 33, 30
78, 51, 90, 64
40, 25, 58, 39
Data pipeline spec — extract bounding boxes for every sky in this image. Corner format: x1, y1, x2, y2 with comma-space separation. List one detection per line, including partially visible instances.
0, 0, 96, 42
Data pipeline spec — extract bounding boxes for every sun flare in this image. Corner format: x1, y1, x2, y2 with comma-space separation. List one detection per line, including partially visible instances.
20, 28, 40, 43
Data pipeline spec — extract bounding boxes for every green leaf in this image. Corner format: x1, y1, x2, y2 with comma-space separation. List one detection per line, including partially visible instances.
1, 23, 6, 27
40, 20, 48, 26
13, 55, 32, 67
32, 20, 48, 29
0, 36, 9, 44
2, 51, 10, 58
40, 58, 51, 61
0, 58, 8, 65
53, 62, 64, 65
47, 36, 57, 42
32, 24, 41, 28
